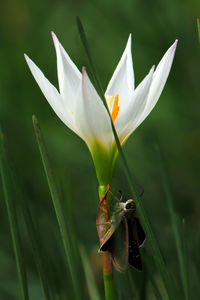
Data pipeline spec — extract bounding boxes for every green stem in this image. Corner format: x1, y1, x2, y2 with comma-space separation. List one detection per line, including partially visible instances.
99, 185, 115, 300
102, 253, 115, 300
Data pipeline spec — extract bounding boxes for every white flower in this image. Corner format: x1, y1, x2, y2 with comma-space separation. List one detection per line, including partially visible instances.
25, 32, 177, 184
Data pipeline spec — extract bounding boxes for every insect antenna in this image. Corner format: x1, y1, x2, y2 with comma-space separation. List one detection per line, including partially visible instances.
108, 189, 123, 203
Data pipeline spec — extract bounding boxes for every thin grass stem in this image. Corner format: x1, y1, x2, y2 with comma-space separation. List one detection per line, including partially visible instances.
150, 277, 163, 300
182, 219, 190, 300
0, 129, 29, 300
20, 199, 52, 300
79, 245, 101, 300
156, 144, 190, 300
197, 18, 200, 42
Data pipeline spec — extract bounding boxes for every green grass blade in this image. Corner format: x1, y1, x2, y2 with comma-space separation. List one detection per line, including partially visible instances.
79, 245, 101, 300
126, 270, 139, 299
32, 115, 81, 300
0, 287, 18, 300
0, 129, 29, 300
150, 277, 163, 300
197, 18, 200, 42
76, 17, 104, 98
156, 145, 190, 300
77, 18, 174, 300
20, 199, 52, 300
135, 200, 173, 299
182, 219, 189, 300
139, 266, 147, 300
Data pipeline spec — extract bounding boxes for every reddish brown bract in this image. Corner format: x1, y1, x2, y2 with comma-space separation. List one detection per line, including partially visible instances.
96, 185, 111, 248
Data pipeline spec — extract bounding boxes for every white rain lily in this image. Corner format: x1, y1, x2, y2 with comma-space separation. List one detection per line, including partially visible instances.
25, 32, 177, 185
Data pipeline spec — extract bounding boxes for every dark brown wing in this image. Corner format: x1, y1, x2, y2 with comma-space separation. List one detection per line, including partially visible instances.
127, 218, 144, 271
134, 217, 146, 246
101, 217, 129, 272
99, 222, 118, 252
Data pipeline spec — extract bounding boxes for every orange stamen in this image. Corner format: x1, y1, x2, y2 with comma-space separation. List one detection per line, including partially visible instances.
111, 94, 120, 123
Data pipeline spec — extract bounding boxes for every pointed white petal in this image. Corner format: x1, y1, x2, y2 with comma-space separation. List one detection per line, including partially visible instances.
137, 40, 178, 126
24, 54, 79, 134
116, 66, 154, 144
105, 34, 134, 100
51, 32, 81, 112
74, 68, 113, 146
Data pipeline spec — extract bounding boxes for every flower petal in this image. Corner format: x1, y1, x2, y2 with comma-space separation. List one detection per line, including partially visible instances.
24, 54, 78, 134
74, 68, 113, 147
51, 32, 81, 112
136, 40, 178, 127
105, 34, 134, 100
116, 66, 155, 144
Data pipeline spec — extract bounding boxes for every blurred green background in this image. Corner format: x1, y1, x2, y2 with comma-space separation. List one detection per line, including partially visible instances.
0, 0, 199, 299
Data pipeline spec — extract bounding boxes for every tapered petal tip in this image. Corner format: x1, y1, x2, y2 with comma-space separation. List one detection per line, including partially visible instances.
51, 32, 61, 48
127, 33, 132, 44
24, 53, 32, 65
24, 54, 37, 72
173, 39, 178, 48
150, 65, 155, 73
82, 66, 86, 75
125, 33, 132, 51
170, 39, 178, 53
81, 67, 87, 82
51, 31, 57, 44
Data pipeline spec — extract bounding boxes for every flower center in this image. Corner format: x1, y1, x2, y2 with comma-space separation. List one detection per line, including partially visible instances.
106, 94, 120, 123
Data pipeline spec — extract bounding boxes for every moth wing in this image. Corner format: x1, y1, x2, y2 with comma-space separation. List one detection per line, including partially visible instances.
99, 222, 118, 252
102, 217, 129, 272
111, 217, 129, 272
99, 209, 122, 252
134, 217, 146, 247
127, 218, 143, 271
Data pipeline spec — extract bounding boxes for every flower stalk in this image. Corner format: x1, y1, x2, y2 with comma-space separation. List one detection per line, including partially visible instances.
98, 185, 115, 300
102, 252, 115, 300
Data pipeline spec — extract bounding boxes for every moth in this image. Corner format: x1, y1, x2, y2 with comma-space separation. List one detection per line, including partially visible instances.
96, 185, 145, 272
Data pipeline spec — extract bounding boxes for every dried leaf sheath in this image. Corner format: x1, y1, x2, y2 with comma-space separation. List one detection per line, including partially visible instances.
96, 185, 111, 248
